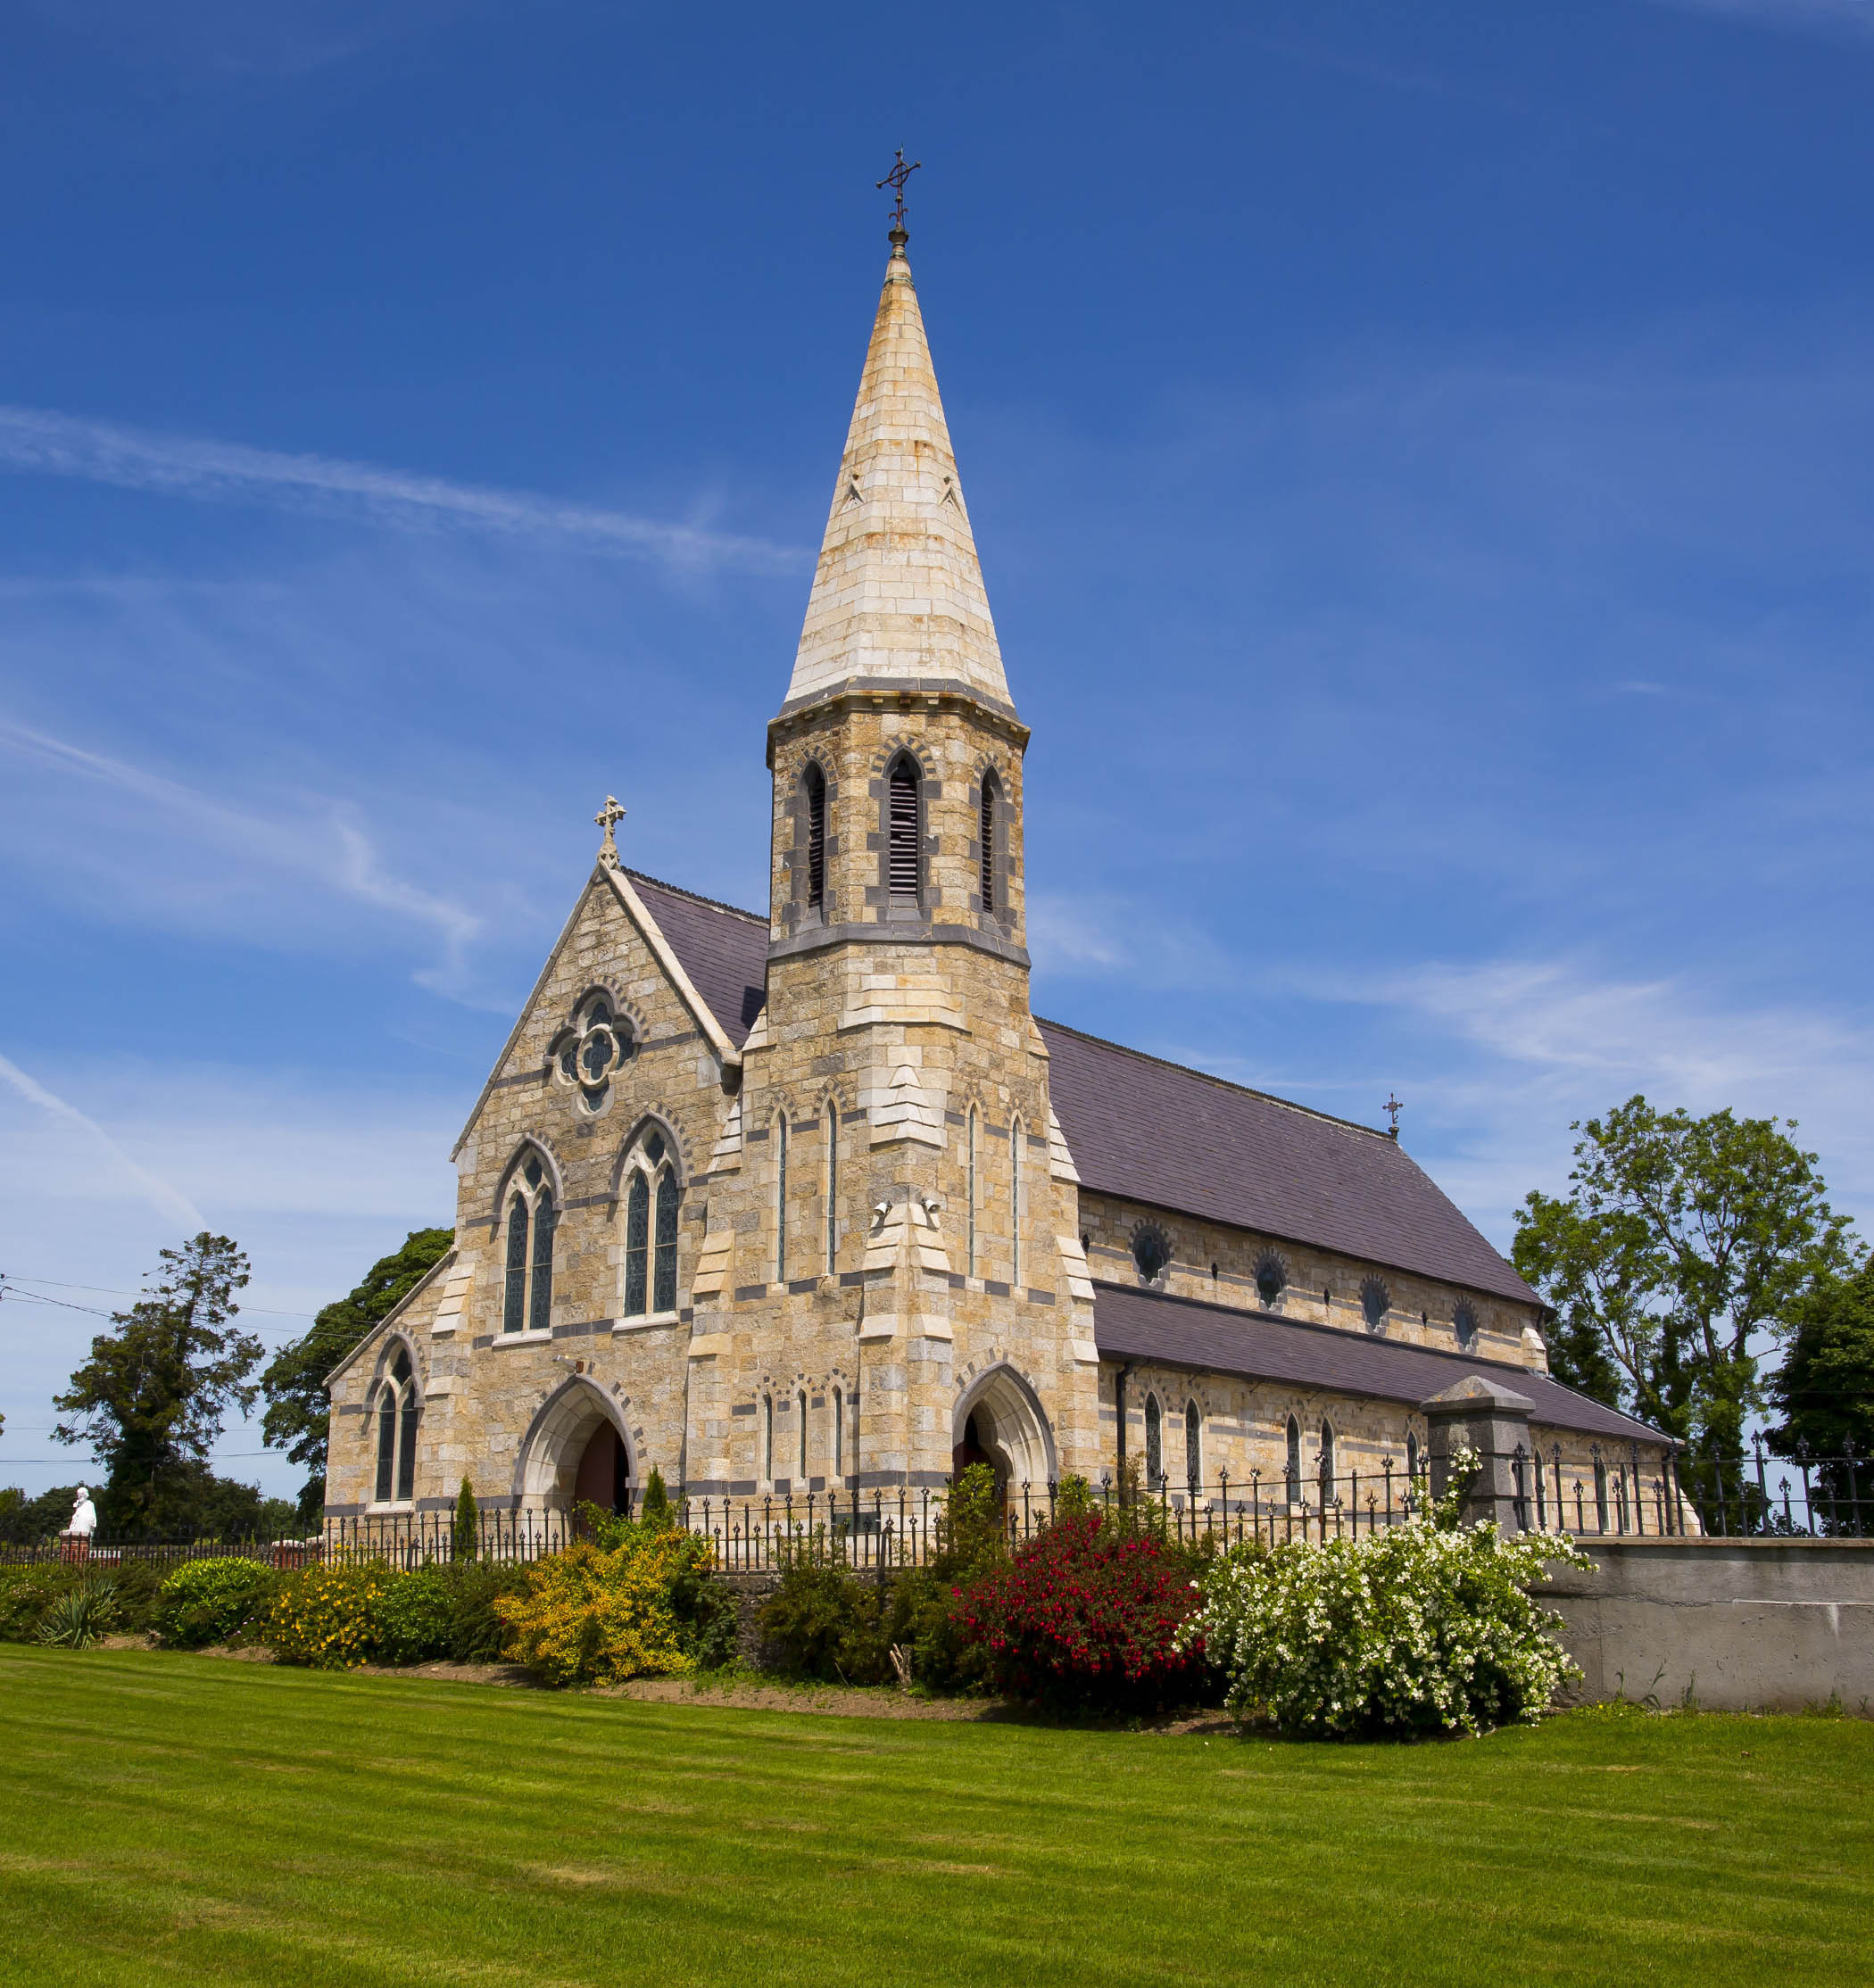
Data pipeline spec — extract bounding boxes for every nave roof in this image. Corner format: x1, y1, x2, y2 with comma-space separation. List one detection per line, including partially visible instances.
617, 870, 1537, 1310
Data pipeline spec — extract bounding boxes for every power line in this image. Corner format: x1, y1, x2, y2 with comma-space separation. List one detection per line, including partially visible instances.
2, 1273, 319, 1320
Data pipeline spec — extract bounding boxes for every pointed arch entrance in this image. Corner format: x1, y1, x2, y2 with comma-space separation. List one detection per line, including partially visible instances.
513, 1377, 636, 1515
952, 1363, 1055, 1495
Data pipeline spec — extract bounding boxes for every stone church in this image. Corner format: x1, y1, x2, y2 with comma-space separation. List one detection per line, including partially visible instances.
325, 215, 1666, 1530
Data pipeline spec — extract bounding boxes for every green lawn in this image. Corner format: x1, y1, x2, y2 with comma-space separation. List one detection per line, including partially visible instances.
0, 1647, 1868, 1987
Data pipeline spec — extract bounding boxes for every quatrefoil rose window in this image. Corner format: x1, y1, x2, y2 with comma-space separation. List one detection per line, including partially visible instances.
554, 994, 634, 1111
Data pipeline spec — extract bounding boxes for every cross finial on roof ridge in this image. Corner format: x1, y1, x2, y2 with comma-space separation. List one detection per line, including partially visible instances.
594, 794, 626, 867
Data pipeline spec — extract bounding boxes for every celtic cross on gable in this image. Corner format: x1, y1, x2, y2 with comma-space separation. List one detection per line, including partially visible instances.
594, 794, 626, 867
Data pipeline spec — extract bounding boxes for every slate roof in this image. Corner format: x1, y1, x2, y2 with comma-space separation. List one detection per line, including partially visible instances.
1041, 1021, 1536, 1306
623, 873, 1535, 1310
1094, 1282, 1662, 1444
626, 872, 768, 1048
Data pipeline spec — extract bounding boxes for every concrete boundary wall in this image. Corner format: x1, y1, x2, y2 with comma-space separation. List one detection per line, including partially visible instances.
1535, 1539, 1874, 1714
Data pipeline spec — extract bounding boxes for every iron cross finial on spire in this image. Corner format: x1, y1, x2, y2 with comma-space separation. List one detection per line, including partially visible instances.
876, 148, 921, 244
594, 794, 626, 867
1385, 1092, 1404, 1139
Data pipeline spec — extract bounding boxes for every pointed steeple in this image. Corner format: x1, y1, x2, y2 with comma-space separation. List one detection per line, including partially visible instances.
782, 236, 1013, 714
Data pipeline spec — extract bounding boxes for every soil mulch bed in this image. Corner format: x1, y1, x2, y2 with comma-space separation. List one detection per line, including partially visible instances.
95, 1636, 1232, 1729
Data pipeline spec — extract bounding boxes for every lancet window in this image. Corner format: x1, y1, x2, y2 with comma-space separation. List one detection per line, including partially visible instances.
1185, 1402, 1201, 1494
979, 770, 999, 914
1285, 1416, 1302, 1505
966, 1106, 980, 1279
1144, 1393, 1163, 1488
502, 1151, 556, 1335
804, 762, 827, 913
824, 1101, 839, 1276
886, 753, 921, 907
1010, 1117, 1024, 1287
373, 1343, 419, 1504
774, 1112, 790, 1283
622, 1129, 681, 1319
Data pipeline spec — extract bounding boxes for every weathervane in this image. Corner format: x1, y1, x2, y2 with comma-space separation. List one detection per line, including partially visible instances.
594, 794, 626, 868
1385, 1092, 1404, 1139
876, 147, 921, 242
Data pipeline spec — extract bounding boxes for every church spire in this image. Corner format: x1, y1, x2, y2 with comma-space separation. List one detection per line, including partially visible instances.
780, 208, 1013, 715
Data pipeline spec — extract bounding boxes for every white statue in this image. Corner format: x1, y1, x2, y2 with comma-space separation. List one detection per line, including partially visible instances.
65, 1486, 98, 1539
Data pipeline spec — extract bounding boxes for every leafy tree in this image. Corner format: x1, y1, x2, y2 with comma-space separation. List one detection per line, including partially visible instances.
1764, 1255, 1874, 1531
261, 1227, 452, 1525
0, 1484, 85, 1545
1513, 1098, 1855, 1473
53, 1234, 262, 1537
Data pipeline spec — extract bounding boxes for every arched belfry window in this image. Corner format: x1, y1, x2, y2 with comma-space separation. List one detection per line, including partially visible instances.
979, 770, 1000, 915
623, 1130, 681, 1320
373, 1344, 419, 1504
502, 1150, 556, 1335
887, 753, 921, 908
804, 762, 827, 914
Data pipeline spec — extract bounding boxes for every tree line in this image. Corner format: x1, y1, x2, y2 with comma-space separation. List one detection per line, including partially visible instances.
4, 1094, 1870, 1543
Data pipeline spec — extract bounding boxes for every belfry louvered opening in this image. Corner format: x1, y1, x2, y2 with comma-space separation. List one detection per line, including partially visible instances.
887, 754, 921, 904
979, 773, 998, 914
804, 762, 826, 911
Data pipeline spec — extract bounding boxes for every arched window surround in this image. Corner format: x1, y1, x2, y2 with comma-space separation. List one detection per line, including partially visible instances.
1009, 1114, 1025, 1288
823, 1098, 840, 1277
500, 1143, 560, 1337
882, 748, 926, 920
773, 1108, 791, 1285
370, 1338, 421, 1507
801, 758, 829, 919
618, 1121, 683, 1324
976, 766, 1005, 919
966, 1103, 981, 1280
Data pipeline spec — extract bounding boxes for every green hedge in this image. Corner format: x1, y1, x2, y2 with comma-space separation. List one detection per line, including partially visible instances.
154, 1559, 278, 1649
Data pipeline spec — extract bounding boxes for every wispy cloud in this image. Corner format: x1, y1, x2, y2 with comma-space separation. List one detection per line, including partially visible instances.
0, 716, 486, 996
1648, 0, 1874, 44
0, 405, 803, 576
0, 1053, 203, 1230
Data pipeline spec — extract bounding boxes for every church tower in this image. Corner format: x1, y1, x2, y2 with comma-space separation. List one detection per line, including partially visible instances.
692, 199, 1103, 1495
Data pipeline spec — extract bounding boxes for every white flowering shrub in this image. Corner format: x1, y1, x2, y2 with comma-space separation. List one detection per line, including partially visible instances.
1182, 1451, 1591, 1738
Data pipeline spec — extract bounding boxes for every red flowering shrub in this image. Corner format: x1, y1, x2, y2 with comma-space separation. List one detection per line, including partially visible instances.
953, 1511, 1209, 1712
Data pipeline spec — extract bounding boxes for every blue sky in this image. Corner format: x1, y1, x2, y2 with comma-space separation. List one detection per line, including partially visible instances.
3, 0, 1870, 1498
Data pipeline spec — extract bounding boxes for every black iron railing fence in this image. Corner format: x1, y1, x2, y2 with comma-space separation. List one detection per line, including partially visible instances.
4, 1438, 1861, 1570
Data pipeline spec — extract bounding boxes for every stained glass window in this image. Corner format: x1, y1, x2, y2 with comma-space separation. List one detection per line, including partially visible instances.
528, 1190, 556, 1334
625, 1172, 649, 1317
653, 1168, 680, 1313
1144, 1393, 1162, 1487
376, 1391, 396, 1502
503, 1194, 529, 1334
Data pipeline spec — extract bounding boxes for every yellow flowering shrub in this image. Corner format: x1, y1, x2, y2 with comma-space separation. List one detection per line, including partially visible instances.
264, 1561, 391, 1669
493, 1536, 701, 1686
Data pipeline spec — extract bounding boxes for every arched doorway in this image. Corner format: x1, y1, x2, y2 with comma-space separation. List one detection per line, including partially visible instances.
572, 1422, 630, 1514
514, 1377, 635, 1516
951, 1365, 1055, 1495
